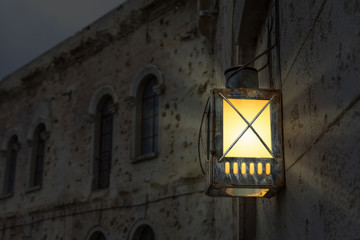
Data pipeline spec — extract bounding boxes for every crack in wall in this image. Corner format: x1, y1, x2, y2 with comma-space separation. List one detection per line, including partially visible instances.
281, 0, 328, 87
286, 92, 360, 171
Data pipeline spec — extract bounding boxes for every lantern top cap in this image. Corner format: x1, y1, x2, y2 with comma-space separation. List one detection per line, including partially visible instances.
224, 65, 258, 89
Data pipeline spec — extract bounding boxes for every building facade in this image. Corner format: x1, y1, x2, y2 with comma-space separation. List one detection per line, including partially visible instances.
0, 0, 359, 239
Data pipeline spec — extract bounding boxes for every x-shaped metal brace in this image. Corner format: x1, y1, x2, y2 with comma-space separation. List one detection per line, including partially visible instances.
218, 93, 276, 162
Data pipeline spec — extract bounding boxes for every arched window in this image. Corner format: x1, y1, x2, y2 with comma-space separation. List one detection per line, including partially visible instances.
138, 225, 155, 240
2, 135, 19, 196
131, 224, 155, 240
95, 96, 114, 190
129, 64, 164, 162
85, 226, 109, 240
88, 85, 118, 191
141, 77, 159, 155
89, 231, 106, 240
30, 124, 46, 188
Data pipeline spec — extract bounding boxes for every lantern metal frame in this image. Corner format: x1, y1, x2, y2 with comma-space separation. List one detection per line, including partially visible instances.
205, 88, 284, 198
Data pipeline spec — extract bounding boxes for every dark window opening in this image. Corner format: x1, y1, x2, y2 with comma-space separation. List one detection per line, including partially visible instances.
3, 136, 18, 195
141, 77, 159, 155
31, 124, 46, 188
139, 226, 155, 240
97, 97, 113, 189
90, 231, 106, 240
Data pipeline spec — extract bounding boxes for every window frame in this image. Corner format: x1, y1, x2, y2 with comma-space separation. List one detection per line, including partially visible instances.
1, 135, 19, 198
95, 96, 114, 190
129, 64, 165, 163
88, 85, 119, 192
26, 115, 51, 193
28, 124, 47, 190
140, 77, 159, 156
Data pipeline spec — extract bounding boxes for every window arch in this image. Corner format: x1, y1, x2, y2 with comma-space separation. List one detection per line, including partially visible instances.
129, 64, 165, 162
26, 109, 51, 192
1, 135, 19, 196
89, 231, 106, 240
85, 225, 109, 240
129, 219, 156, 240
88, 85, 118, 191
136, 225, 155, 240
29, 124, 47, 189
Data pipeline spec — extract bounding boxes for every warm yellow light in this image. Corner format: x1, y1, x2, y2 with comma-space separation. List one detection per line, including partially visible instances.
223, 99, 272, 158
249, 163, 255, 175
225, 188, 269, 197
266, 163, 271, 175
241, 162, 246, 175
225, 162, 230, 174
257, 163, 263, 175
233, 162, 238, 174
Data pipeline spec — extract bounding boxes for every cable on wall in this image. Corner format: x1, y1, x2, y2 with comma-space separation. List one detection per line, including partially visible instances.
227, 44, 276, 81
198, 96, 210, 175
275, 0, 282, 87
0, 190, 204, 232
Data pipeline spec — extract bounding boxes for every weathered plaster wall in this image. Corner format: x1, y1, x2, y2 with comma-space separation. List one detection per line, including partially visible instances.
2, 0, 359, 239
0, 0, 239, 239
252, 0, 360, 239
208, 0, 360, 238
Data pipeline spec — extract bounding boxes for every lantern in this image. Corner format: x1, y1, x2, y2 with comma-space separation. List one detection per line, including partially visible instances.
205, 88, 284, 197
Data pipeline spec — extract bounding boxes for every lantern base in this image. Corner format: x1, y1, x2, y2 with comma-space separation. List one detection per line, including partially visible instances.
205, 185, 279, 198
225, 188, 269, 197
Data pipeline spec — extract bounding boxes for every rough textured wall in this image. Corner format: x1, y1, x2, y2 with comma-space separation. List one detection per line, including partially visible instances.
254, 0, 360, 239
0, 0, 239, 239
3, 0, 358, 239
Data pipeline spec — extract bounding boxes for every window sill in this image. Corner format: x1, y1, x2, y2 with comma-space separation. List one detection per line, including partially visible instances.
91, 186, 110, 192
90, 187, 109, 200
132, 152, 158, 163
0, 193, 13, 200
26, 185, 41, 193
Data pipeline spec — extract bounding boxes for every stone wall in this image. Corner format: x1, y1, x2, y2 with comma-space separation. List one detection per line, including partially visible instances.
1, 0, 359, 239
0, 0, 240, 239
249, 0, 360, 239
207, 0, 360, 239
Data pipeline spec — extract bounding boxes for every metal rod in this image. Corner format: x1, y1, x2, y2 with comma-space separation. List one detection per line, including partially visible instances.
227, 44, 276, 80
218, 94, 275, 162
210, 93, 215, 155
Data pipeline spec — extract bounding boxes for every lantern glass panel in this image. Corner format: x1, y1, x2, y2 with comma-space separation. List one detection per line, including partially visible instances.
223, 99, 272, 158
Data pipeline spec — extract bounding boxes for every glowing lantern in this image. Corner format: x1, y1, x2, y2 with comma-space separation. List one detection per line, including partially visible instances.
205, 88, 284, 197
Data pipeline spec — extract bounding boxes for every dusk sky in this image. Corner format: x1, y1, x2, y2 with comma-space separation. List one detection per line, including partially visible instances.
0, 0, 126, 81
